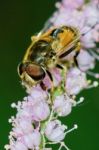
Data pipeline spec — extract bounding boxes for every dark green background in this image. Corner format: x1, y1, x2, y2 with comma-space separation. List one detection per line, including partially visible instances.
0, 0, 99, 149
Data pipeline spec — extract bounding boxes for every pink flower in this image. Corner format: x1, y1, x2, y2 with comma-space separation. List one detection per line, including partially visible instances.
19, 87, 50, 122
22, 99, 50, 122
29, 98, 50, 121
10, 141, 28, 150
23, 130, 41, 149
77, 49, 95, 71
83, 3, 99, 27
27, 85, 48, 100
81, 29, 96, 48
61, 0, 84, 9
53, 94, 76, 116
12, 119, 34, 137
43, 68, 62, 89
51, 6, 84, 29
45, 120, 66, 142
66, 67, 88, 95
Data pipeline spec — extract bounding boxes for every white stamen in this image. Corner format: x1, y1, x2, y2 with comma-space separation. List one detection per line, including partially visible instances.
58, 142, 70, 150
65, 124, 78, 135
18, 101, 22, 106
55, 2, 61, 8
87, 71, 99, 79
96, 49, 99, 53
58, 144, 63, 150
8, 119, 12, 123
89, 50, 99, 60
4, 145, 10, 150
11, 103, 16, 108
9, 131, 13, 136
11, 116, 14, 120
86, 81, 99, 89
93, 81, 99, 87
76, 97, 84, 105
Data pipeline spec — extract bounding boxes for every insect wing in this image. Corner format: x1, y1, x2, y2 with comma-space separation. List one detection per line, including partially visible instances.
56, 28, 80, 58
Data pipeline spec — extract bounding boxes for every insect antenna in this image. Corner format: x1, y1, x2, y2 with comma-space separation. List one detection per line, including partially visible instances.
81, 21, 99, 36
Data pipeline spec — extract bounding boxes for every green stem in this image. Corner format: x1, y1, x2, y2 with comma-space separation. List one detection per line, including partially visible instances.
40, 108, 55, 149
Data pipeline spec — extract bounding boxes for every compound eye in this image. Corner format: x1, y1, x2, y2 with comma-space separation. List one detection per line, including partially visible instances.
25, 63, 46, 81
18, 62, 25, 76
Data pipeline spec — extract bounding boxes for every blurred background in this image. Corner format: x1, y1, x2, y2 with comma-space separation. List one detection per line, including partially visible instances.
0, 0, 99, 149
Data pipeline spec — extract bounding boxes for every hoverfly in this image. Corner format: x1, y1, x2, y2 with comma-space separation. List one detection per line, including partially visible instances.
18, 26, 81, 89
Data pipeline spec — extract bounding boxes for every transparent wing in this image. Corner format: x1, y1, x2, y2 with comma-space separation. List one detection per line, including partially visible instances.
56, 27, 81, 57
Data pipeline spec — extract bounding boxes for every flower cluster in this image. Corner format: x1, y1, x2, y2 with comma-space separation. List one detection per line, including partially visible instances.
5, 0, 99, 150
5, 86, 81, 150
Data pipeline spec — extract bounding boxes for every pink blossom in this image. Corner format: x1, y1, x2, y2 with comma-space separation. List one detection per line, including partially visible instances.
23, 131, 41, 148
27, 85, 48, 100
77, 49, 95, 71
10, 141, 28, 150
61, 0, 84, 9
51, 7, 84, 30
53, 94, 76, 116
43, 68, 62, 89
29, 99, 50, 121
18, 88, 50, 122
45, 120, 66, 142
12, 119, 34, 137
83, 3, 99, 27
22, 98, 50, 122
81, 29, 96, 48
66, 67, 88, 95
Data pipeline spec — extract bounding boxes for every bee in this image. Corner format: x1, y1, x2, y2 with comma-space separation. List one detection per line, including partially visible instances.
18, 26, 81, 89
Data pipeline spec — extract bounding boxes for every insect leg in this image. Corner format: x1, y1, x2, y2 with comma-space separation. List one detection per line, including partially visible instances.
73, 42, 81, 67
74, 51, 80, 67
46, 70, 55, 102
40, 81, 47, 91
59, 45, 76, 59
46, 70, 53, 81
46, 70, 53, 87
56, 64, 64, 70
56, 64, 67, 93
